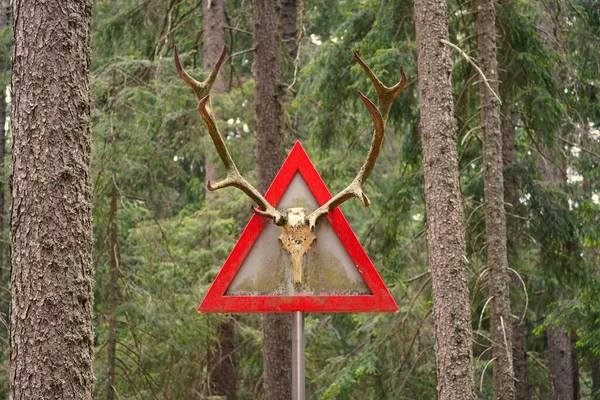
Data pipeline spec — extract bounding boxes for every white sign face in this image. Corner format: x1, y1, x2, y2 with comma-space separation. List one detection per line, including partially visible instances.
226, 173, 370, 296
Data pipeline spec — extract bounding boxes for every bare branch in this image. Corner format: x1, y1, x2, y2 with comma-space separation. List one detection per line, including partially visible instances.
480, 357, 497, 392
287, 0, 307, 90
558, 135, 600, 161
306, 52, 407, 230
508, 267, 529, 324
440, 39, 502, 104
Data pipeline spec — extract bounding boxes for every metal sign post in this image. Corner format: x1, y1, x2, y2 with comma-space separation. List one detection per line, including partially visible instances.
292, 311, 305, 400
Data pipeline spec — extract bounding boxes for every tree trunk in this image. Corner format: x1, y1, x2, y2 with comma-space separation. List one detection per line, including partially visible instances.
281, 0, 297, 59
413, 0, 476, 398
501, 99, 529, 400
209, 318, 237, 399
512, 322, 529, 400
548, 328, 574, 400
203, 0, 227, 188
202, 2, 238, 398
571, 332, 579, 400
591, 356, 600, 399
252, 1, 292, 399
0, 0, 7, 25
202, 0, 227, 94
0, 0, 8, 282
106, 180, 120, 400
476, 0, 515, 398
10, 0, 94, 399
501, 102, 519, 228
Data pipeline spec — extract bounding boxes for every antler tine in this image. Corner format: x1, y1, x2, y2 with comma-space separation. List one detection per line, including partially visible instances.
174, 44, 227, 103
177, 46, 286, 225
306, 53, 407, 231
353, 51, 408, 122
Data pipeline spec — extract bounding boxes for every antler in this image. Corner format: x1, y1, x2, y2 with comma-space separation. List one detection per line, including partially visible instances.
306, 52, 408, 230
174, 44, 227, 103
175, 45, 287, 225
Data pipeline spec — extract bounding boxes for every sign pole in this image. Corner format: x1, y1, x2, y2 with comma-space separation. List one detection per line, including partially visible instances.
292, 311, 305, 400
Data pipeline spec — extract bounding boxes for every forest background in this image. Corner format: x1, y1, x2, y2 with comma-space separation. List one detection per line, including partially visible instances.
1, 0, 600, 399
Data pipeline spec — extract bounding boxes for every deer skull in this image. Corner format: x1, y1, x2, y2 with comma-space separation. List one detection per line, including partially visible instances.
278, 208, 316, 285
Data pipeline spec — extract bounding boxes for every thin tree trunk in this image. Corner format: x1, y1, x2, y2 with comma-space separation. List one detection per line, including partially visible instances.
252, 1, 292, 399
536, 7, 575, 398
281, 0, 297, 59
413, 0, 476, 398
548, 328, 574, 400
106, 179, 120, 400
591, 356, 600, 399
501, 97, 530, 400
501, 102, 519, 227
477, 0, 515, 398
203, 0, 227, 189
0, 0, 8, 282
10, 0, 94, 398
202, 2, 238, 398
0, 0, 7, 26
203, 0, 227, 94
571, 332, 579, 400
512, 322, 528, 400
209, 318, 237, 399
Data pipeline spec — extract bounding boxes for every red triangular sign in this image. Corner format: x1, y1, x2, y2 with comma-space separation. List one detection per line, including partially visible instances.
198, 142, 398, 313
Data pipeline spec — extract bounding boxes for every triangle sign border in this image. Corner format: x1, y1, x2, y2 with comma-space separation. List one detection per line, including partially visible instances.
198, 141, 399, 313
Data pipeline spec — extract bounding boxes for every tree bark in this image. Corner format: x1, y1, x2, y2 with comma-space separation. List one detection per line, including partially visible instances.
548, 328, 574, 400
0, 0, 7, 26
203, 0, 227, 94
591, 356, 600, 399
209, 318, 237, 399
106, 180, 120, 400
414, 0, 476, 398
281, 0, 297, 59
10, 0, 94, 399
202, 2, 238, 398
501, 102, 519, 225
203, 0, 227, 188
512, 322, 529, 400
252, 1, 292, 399
477, 0, 515, 398
571, 332, 579, 400
501, 99, 529, 400
0, 0, 9, 282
